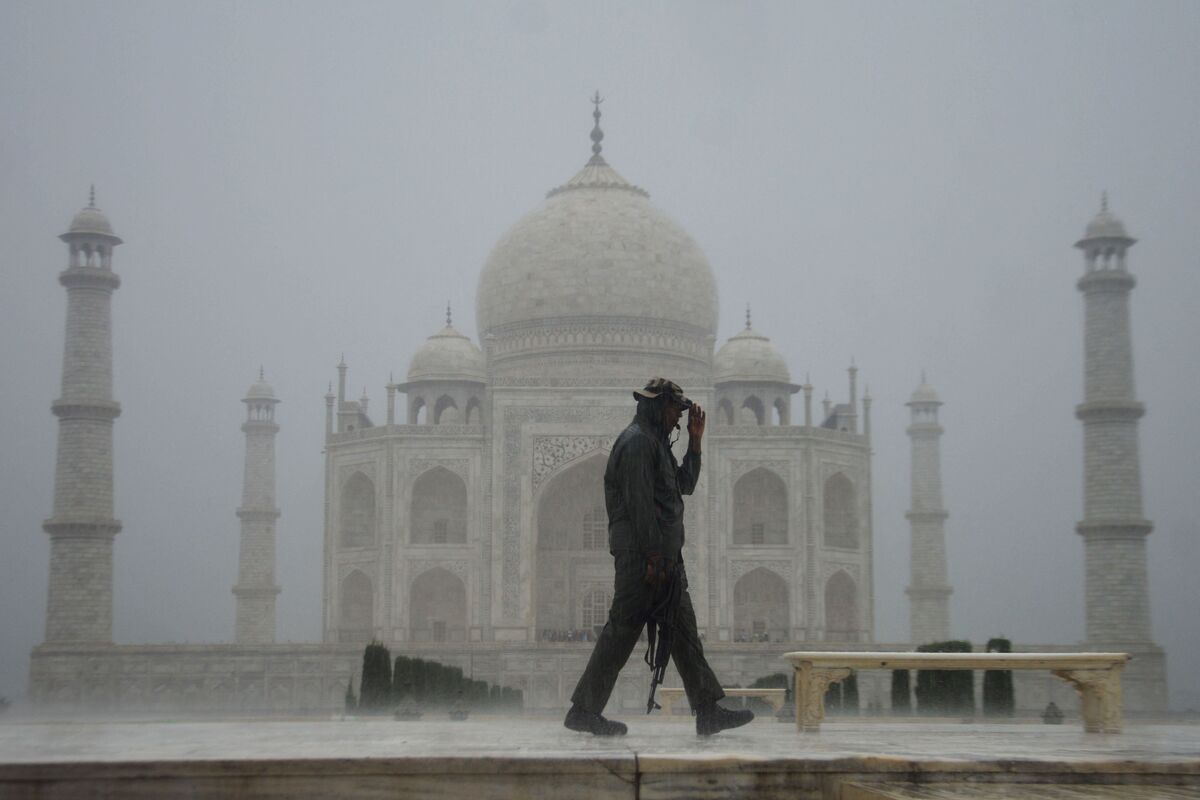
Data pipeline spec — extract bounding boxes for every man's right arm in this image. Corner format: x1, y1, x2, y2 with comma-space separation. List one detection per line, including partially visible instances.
620, 433, 663, 557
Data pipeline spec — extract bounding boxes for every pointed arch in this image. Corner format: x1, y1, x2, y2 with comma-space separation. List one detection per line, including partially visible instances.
773, 397, 788, 426
534, 452, 608, 632
733, 467, 788, 545
733, 567, 789, 642
339, 570, 373, 643
824, 570, 858, 641
411, 467, 468, 544
433, 394, 459, 424
410, 396, 427, 425
465, 396, 482, 425
409, 567, 467, 642
823, 472, 857, 548
740, 395, 765, 425
717, 398, 734, 426
340, 472, 376, 548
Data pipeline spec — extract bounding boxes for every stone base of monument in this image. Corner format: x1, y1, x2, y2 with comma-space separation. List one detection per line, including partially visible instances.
1, 716, 1197, 799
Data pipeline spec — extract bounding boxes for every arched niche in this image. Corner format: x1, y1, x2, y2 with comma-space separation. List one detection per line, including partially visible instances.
339, 570, 373, 643
535, 454, 608, 633
340, 472, 376, 548
410, 396, 427, 425
733, 467, 788, 545
409, 567, 466, 642
823, 472, 857, 548
824, 569, 858, 641
733, 567, 789, 642
411, 467, 468, 544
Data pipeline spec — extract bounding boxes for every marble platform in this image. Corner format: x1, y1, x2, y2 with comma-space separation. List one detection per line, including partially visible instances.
1, 715, 1197, 799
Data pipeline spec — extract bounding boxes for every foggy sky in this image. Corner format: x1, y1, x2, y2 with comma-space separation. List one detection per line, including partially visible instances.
1, 1, 1198, 709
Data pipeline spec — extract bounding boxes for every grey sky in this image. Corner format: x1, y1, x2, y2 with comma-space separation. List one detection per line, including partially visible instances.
2, 1, 1198, 709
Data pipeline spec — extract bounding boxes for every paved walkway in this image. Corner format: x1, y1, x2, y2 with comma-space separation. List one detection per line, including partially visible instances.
1, 715, 1198, 763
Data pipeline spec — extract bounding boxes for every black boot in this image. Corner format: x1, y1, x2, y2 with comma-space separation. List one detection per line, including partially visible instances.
564, 704, 628, 736
695, 701, 754, 736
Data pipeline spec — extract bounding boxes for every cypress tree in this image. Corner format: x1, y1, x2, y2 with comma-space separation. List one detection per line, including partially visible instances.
916, 640, 974, 716
359, 641, 393, 712
344, 677, 357, 713
843, 671, 859, 715
983, 637, 1015, 717
891, 670, 911, 715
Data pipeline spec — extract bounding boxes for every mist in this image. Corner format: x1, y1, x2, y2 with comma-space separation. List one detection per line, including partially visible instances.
1, 1, 1197, 711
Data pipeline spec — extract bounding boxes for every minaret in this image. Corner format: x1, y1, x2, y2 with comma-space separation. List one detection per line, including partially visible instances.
905, 374, 952, 645
232, 369, 281, 644
43, 189, 123, 643
1073, 197, 1157, 641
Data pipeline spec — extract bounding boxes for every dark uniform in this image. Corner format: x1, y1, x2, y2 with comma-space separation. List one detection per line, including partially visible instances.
569, 400, 725, 715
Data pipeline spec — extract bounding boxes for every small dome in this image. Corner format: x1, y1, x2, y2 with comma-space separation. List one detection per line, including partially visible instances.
909, 380, 939, 404
245, 373, 276, 400
1083, 209, 1129, 240
714, 326, 790, 384
69, 206, 114, 236
407, 325, 486, 383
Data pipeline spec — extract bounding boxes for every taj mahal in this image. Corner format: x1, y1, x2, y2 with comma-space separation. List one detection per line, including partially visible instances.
28, 102, 1167, 714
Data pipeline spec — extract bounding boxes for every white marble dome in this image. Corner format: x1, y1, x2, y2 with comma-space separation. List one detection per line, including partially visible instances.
909, 380, 940, 404
714, 326, 790, 384
1084, 209, 1130, 240
68, 206, 116, 237
407, 324, 486, 383
245, 378, 276, 401
475, 156, 719, 340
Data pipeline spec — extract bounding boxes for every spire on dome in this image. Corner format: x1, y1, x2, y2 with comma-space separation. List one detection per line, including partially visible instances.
88, 184, 96, 208
446, 301, 452, 328
588, 91, 606, 165
745, 303, 752, 330
1101, 190, 1108, 213
258, 365, 265, 381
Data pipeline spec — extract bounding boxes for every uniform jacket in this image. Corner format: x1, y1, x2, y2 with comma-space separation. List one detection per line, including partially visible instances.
604, 404, 701, 557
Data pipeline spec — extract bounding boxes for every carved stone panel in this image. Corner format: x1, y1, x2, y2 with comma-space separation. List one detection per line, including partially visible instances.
532, 436, 610, 490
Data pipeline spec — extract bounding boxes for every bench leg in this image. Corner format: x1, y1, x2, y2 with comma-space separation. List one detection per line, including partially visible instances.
794, 664, 851, 733
1051, 667, 1123, 733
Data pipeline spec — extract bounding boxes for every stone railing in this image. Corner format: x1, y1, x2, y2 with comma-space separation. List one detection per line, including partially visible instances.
783, 651, 1129, 733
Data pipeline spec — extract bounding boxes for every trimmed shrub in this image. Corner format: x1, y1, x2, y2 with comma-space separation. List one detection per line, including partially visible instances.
891, 670, 911, 715
344, 678, 357, 712
915, 640, 974, 716
359, 641, 393, 712
982, 637, 1015, 717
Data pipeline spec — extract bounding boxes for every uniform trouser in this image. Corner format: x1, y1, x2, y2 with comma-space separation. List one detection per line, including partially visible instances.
570, 550, 725, 715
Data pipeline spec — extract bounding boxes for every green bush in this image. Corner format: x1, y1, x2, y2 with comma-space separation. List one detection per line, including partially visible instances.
982, 637, 1015, 717
343, 678, 357, 712
915, 640, 974, 716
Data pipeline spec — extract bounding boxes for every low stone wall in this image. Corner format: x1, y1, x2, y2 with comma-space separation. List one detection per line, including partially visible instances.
29, 641, 1163, 715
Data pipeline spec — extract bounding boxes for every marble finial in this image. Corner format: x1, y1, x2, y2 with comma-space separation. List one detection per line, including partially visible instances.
745, 303, 752, 330
88, 185, 96, 208
446, 301, 452, 328
1101, 190, 1109, 213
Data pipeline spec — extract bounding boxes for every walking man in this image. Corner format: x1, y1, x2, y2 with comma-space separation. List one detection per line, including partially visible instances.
564, 378, 755, 736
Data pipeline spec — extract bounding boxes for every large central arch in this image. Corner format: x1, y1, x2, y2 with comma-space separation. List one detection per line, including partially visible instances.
534, 453, 609, 637
733, 567, 789, 642
409, 567, 467, 642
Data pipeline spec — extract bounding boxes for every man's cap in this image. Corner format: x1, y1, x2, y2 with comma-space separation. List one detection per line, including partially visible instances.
633, 377, 693, 408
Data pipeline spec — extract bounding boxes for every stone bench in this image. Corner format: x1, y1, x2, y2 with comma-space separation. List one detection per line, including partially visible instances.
782, 651, 1129, 733
656, 687, 786, 716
